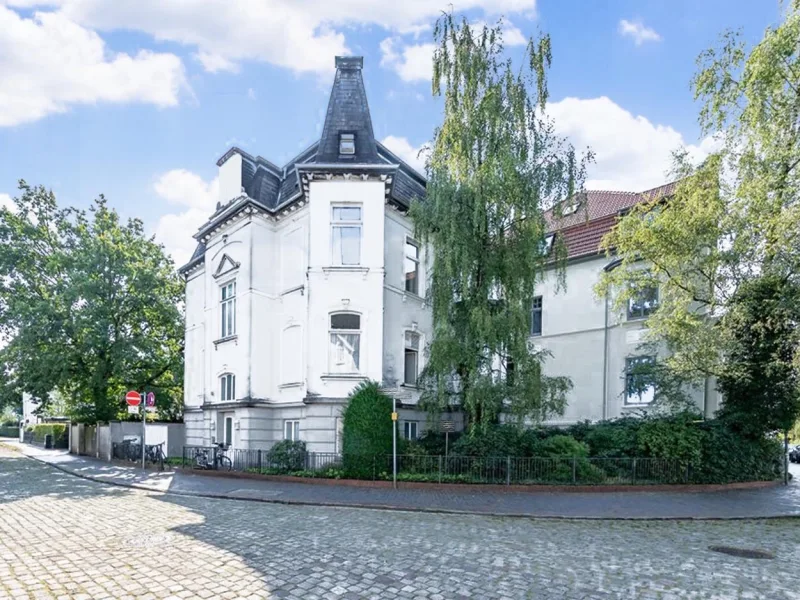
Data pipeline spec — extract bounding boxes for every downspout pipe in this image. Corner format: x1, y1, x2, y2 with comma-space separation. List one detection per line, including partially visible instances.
602, 258, 623, 421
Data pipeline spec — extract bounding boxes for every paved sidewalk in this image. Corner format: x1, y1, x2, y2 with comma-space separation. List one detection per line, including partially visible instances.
6, 440, 800, 519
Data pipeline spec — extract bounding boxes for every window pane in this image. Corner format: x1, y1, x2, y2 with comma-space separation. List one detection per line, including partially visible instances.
332, 207, 361, 222
626, 357, 655, 404
332, 226, 361, 265
531, 296, 543, 336
293, 421, 300, 441
330, 333, 360, 372
405, 240, 418, 260
404, 331, 419, 350
284, 421, 291, 440
331, 313, 360, 330
225, 418, 232, 445
404, 257, 418, 294
404, 349, 418, 385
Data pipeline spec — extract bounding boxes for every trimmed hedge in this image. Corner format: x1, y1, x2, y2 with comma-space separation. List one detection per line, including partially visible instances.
266, 440, 306, 471
341, 381, 394, 478
405, 414, 783, 484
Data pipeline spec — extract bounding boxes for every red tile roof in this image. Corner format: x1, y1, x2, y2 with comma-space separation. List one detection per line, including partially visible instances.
547, 181, 678, 260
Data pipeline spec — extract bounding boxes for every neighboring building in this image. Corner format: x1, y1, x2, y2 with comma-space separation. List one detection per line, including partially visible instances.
179, 57, 432, 452
536, 184, 722, 424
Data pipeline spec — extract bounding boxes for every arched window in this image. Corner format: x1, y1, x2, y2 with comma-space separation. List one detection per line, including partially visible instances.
219, 373, 235, 402
329, 312, 361, 373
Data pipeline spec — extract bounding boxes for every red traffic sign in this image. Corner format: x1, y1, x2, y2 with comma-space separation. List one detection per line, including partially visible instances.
145, 392, 155, 407
125, 391, 141, 406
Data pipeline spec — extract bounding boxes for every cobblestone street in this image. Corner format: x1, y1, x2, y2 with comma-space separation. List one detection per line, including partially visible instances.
1, 448, 799, 599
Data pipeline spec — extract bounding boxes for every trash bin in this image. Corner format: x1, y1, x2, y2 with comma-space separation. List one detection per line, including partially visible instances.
44, 434, 53, 449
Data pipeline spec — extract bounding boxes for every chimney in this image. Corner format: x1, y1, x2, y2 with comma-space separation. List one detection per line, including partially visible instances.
335, 56, 363, 71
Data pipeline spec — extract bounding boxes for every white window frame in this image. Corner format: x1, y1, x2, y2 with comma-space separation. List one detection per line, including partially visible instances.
404, 237, 421, 295
328, 312, 361, 373
531, 296, 543, 336
284, 419, 300, 441
403, 421, 418, 440
331, 205, 362, 266
219, 373, 235, 402
220, 280, 236, 338
403, 331, 420, 386
625, 356, 656, 406
627, 286, 659, 321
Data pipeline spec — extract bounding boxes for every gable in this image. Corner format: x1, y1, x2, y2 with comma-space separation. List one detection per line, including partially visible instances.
213, 253, 241, 279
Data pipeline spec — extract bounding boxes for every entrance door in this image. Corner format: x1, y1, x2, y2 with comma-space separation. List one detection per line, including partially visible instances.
224, 416, 234, 450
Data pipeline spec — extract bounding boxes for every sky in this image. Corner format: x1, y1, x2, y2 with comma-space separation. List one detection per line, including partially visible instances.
0, 0, 785, 267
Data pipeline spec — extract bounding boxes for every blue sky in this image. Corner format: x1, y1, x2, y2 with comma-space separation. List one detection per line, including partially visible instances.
0, 0, 783, 265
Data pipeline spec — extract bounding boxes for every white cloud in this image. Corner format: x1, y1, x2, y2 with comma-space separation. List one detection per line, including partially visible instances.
547, 96, 716, 191
380, 38, 436, 83
381, 19, 527, 82
0, 6, 187, 127
381, 135, 429, 176
0, 193, 12, 209
247, 88, 257, 101
4, 1, 536, 77
618, 19, 662, 46
152, 169, 218, 267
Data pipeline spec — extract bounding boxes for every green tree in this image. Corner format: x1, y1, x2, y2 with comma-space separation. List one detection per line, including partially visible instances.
716, 275, 800, 438
597, 4, 800, 388
0, 182, 184, 423
412, 14, 590, 429
341, 381, 394, 478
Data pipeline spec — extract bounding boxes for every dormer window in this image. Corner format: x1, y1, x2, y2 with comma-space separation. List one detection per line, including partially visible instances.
543, 233, 555, 255
339, 133, 355, 155
562, 200, 580, 216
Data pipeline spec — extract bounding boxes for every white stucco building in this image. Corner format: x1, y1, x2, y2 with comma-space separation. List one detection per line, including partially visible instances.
537, 184, 722, 424
180, 57, 432, 452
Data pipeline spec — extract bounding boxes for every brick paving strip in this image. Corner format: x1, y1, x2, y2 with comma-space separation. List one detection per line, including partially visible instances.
4, 441, 800, 520
2, 443, 800, 600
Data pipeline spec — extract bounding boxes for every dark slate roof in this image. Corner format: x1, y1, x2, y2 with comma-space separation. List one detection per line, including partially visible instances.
182, 56, 426, 274
179, 241, 206, 274
315, 57, 381, 164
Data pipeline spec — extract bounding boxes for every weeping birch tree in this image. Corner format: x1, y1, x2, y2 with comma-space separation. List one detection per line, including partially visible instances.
412, 15, 591, 429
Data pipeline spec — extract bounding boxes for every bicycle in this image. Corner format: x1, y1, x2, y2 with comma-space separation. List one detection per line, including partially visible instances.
145, 442, 168, 471
193, 443, 232, 471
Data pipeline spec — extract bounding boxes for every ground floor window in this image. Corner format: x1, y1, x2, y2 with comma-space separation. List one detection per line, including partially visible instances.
284, 419, 300, 441
625, 356, 656, 405
403, 421, 418, 440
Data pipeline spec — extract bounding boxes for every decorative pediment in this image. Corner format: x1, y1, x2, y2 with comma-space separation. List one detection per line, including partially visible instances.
213, 254, 240, 279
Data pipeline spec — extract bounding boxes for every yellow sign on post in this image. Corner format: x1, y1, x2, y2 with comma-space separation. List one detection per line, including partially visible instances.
391, 412, 398, 421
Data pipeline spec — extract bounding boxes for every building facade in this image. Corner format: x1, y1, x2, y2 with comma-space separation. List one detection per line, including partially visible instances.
180, 57, 720, 453
180, 57, 432, 452
537, 186, 722, 424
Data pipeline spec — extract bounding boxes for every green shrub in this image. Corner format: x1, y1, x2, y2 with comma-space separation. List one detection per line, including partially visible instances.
584, 418, 641, 457
691, 420, 783, 483
341, 381, 394, 478
266, 440, 306, 472
637, 412, 703, 468
537, 435, 588, 457
451, 424, 532, 457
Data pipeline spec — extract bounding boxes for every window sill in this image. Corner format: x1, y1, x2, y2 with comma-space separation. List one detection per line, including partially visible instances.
278, 382, 303, 389
626, 315, 652, 323
213, 335, 238, 347
321, 373, 368, 381
621, 403, 653, 410
323, 266, 369, 274
402, 290, 425, 302
400, 383, 419, 390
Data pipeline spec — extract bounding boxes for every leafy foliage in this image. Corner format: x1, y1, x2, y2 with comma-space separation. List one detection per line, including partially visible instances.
597, 5, 800, 397
716, 275, 800, 438
636, 412, 704, 468
0, 182, 184, 423
413, 14, 590, 428
25, 423, 68, 447
266, 440, 307, 472
341, 381, 394, 478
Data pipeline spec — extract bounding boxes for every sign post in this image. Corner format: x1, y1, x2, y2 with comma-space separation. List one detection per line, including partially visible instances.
440, 419, 454, 459
125, 391, 144, 468
391, 398, 398, 489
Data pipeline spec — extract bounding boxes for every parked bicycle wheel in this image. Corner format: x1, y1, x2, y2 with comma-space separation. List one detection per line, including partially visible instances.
218, 455, 233, 471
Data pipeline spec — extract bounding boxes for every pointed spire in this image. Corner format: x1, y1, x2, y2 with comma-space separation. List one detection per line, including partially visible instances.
315, 56, 380, 164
